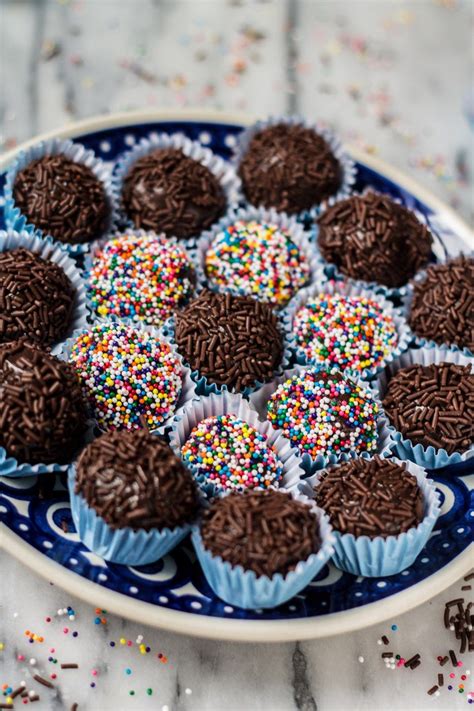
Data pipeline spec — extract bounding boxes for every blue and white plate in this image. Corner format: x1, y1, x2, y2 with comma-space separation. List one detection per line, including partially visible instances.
0, 110, 472, 642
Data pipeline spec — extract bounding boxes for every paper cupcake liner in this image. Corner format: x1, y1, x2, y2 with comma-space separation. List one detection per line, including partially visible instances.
191, 490, 335, 609
299, 456, 441, 577
4, 137, 119, 255
372, 343, 474, 469
83, 228, 198, 326
168, 390, 306, 498
249, 364, 397, 475
113, 132, 242, 246
0, 229, 89, 344
232, 115, 356, 220
68, 464, 192, 565
53, 318, 197, 435
195, 205, 326, 307
314, 187, 449, 301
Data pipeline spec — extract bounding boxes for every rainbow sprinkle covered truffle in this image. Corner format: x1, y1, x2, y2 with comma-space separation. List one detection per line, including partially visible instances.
88, 232, 194, 326
266, 367, 379, 459
293, 293, 398, 373
205, 220, 310, 306
69, 322, 182, 430
181, 414, 284, 492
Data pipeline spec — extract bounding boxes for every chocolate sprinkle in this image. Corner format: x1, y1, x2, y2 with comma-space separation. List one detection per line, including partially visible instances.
409, 255, 474, 351
75, 429, 200, 530
13, 154, 109, 245
427, 685, 438, 696
382, 362, 473, 455
317, 191, 433, 287
121, 148, 226, 239
200, 490, 321, 577
174, 289, 283, 392
0, 248, 75, 346
0, 341, 88, 464
313, 455, 425, 538
33, 675, 54, 689
238, 123, 342, 214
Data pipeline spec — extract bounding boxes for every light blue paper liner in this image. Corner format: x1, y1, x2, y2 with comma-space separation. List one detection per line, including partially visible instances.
0, 229, 89, 344
113, 131, 242, 246
195, 205, 326, 306
284, 278, 411, 381
53, 319, 198, 436
168, 390, 306, 498
232, 115, 356, 221
300, 456, 441, 577
4, 137, 119, 255
249, 364, 398, 476
68, 464, 192, 565
372, 344, 474, 469
83, 228, 198, 326
191, 491, 335, 608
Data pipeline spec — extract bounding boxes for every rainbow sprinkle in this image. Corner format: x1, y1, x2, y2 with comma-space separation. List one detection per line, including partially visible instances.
88, 232, 194, 326
69, 323, 182, 430
205, 220, 310, 306
294, 293, 398, 372
267, 367, 379, 459
181, 414, 284, 492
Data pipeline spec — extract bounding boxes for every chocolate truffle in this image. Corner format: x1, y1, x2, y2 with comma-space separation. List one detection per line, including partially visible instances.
314, 456, 424, 538
408, 255, 474, 351
200, 490, 321, 577
0, 248, 75, 346
75, 429, 200, 530
317, 191, 433, 288
238, 124, 342, 214
0, 341, 88, 464
13, 155, 109, 245
121, 148, 226, 239
382, 362, 473, 454
174, 290, 284, 392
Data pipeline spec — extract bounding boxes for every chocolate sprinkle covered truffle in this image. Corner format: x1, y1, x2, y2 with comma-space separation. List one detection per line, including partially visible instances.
313, 456, 425, 538
382, 362, 473, 454
0, 341, 88, 464
174, 289, 284, 392
238, 123, 342, 214
409, 255, 474, 351
0, 248, 75, 346
121, 148, 226, 239
13, 155, 109, 245
75, 429, 200, 530
200, 490, 321, 577
317, 191, 433, 288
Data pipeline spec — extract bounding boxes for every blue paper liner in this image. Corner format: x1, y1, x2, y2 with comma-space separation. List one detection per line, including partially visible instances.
191, 491, 335, 608
168, 390, 306, 498
232, 115, 356, 221
4, 137, 119, 255
195, 205, 326, 307
113, 131, 242, 246
372, 343, 474, 469
83, 228, 198, 327
284, 277, 411, 381
0, 229, 89, 343
68, 464, 192, 565
299, 456, 441, 577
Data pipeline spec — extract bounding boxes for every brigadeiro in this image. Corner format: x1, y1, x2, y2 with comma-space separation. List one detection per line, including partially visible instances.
317, 191, 433, 288
237, 123, 342, 214
408, 255, 474, 352
0, 248, 75, 346
70, 429, 200, 564
0, 341, 88, 466
174, 289, 284, 393
382, 362, 474, 455
121, 148, 227, 239
12, 154, 110, 245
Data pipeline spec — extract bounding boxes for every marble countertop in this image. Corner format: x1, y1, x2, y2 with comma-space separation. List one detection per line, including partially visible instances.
0, 1, 473, 709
